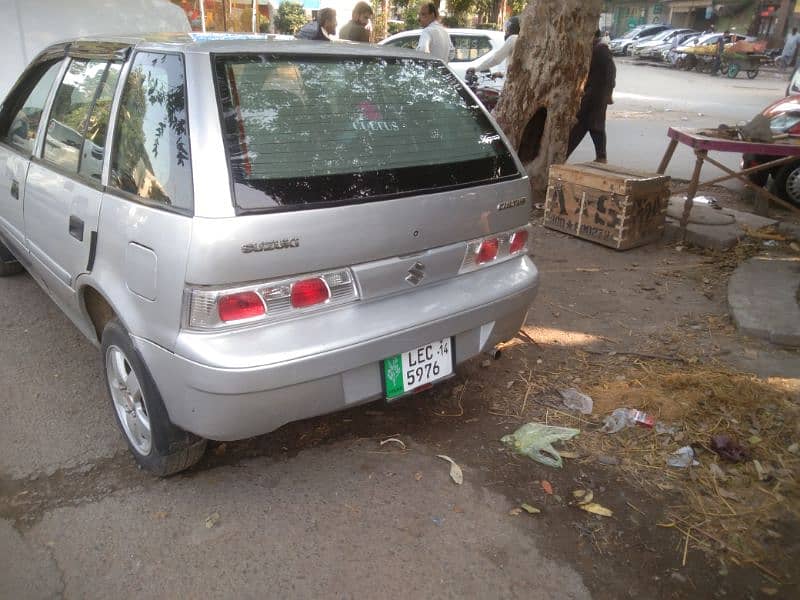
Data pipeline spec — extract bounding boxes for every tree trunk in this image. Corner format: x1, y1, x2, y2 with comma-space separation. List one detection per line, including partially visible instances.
494, 0, 602, 200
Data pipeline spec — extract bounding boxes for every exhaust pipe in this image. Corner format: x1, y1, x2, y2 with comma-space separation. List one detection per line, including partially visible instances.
484, 346, 502, 361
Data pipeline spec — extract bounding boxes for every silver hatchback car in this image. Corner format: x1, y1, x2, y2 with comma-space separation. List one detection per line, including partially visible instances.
0, 34, 538, 475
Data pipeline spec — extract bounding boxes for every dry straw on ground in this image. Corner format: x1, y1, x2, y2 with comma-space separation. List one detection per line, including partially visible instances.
493, 348, 799, 581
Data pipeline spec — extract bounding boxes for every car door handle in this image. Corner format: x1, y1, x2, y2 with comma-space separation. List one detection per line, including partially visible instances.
10, 179, 19, 199
68, 215, 84, 242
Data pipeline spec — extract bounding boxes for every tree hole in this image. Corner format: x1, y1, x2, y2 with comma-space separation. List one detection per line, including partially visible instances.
517, 107, 548, 164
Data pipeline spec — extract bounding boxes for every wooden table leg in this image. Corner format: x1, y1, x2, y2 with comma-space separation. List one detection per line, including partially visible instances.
702, 153, 800, 216
657, 138, 679, 175
680, 150, 707, 231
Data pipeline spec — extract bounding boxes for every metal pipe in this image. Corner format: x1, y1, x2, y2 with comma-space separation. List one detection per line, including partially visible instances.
484, 346, 502, 361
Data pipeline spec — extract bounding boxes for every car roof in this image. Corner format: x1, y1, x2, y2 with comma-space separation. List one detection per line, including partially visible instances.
37, 32, 440, 61
381, 28, 504, 41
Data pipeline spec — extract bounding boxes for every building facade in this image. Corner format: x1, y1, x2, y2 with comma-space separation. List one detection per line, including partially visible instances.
605, 0, 799, 46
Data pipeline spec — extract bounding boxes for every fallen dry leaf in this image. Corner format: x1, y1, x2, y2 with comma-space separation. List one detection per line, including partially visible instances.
152, 511, 168, 520
414, 472, 423, 481
204, 512, 220, 528
579, 503, 613, 518
521, 503, 541, 514
436, 455, 463, 485
380, 437, 406, 450
541, 480, 553, 495
509, 508, 522, 516
573, 489, 594, 505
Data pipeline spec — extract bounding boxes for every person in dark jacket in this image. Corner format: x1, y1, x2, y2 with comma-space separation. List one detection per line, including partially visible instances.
566, 30, 616, 163
339, 2, 372, 42
296, 8, 337, 41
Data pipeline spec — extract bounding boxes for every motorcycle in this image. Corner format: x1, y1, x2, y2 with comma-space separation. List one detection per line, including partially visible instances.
465, 69, 502, 112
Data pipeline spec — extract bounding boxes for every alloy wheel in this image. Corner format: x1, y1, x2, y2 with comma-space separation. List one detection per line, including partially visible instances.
106, 345, 152, 455
785, 165, 800, 207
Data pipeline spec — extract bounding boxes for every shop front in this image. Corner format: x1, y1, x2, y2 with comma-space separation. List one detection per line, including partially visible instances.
170, 0, 273, 32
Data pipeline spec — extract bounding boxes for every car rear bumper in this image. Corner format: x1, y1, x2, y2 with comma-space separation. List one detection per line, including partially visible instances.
135, 256, 539, 440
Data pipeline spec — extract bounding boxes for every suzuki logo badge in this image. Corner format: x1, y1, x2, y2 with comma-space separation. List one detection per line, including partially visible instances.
405, 261, 426, 286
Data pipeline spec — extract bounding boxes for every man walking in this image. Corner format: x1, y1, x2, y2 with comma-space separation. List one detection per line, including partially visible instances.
567, 30, 616, 163
416, 2, 454, 62
339, 2, 372, 42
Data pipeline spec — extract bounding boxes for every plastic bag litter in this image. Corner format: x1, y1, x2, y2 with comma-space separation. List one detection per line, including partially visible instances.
667, 446, 699, 468
501, 423, 580, 468
558, 388, 593, 414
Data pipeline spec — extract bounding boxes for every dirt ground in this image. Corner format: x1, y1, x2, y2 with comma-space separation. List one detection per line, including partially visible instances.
188, 197, 792, 598
3, 190, 798, 599
220, 197, 796, 599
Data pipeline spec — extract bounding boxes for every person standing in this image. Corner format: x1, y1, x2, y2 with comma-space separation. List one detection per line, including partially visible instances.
710, 30, 729, 76
466, 16, 519, 76
566, 30, 616, 164
416, 2, 454, 62
339, 2, 373, 42
296, 8, 337, 41
780, 27, 800, 68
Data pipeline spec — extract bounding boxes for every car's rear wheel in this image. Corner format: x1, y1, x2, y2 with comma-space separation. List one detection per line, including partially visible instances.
102, 318, 206, 475
0, 241, 24, 276
773, 161, 800, 208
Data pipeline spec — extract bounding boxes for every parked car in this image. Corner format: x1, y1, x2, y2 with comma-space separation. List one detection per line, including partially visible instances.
742, 95, 800, 207
379, 28, 507, 81
0, 34, 539, 475
663, 33, 702, 63
632, 28, 695, 59
608, 24, 671, 56
673, 33, 752, 71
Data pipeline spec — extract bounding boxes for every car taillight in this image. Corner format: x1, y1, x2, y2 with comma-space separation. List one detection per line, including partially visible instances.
218, 291, 266, 322
186, 268, 358, 331
510, 230, 529, 254
291, 278, 330, 308
460, 226, 532, 273
476, 238, 499, 264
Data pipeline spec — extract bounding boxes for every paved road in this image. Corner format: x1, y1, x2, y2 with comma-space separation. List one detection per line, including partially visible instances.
571, 59, 789, 183
0, 60, 791, 598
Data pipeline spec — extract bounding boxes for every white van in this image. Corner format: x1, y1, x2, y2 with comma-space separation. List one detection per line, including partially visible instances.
0, 0, 189, 98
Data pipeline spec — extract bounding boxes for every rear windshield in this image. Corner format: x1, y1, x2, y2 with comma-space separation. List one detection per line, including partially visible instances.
213, 54, 519, 212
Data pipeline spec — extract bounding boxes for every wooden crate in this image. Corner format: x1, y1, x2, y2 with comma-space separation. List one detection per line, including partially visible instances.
543, 162, 671, 250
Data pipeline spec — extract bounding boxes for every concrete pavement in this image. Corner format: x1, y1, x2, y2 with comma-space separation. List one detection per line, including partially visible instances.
728, 256, 800, 347
1, 442, 590, 599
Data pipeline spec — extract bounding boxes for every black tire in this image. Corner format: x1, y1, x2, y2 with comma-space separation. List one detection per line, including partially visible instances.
101, 318, 206, 476
773, 161, 800, 208
746, 69, 759, 79
0, 241, 24, 276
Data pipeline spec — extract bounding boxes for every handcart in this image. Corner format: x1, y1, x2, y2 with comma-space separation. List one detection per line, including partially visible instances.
721, 52, 764, 79
721, 40, 768, 79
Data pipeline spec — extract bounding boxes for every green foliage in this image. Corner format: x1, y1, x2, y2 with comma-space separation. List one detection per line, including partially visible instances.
509, 0, 527, 15
388, 21, 405, 35
275, 2, 306, 35
447, 0, 475, 17
403, 4, 417, 30
442, 15, 468, 27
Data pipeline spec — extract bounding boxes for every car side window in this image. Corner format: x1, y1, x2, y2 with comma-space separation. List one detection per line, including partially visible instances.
78, 63, 122, 181
43, 59, 120, 177
385, 36, 419, 50
110, 52, 192, 212
0, 60, 63, 155
451, 35, 493, 62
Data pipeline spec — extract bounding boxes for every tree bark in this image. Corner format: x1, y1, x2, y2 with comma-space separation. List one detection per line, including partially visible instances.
494, 0, 602, 200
